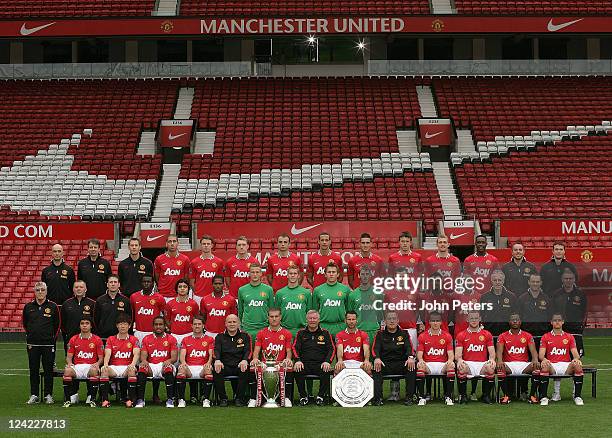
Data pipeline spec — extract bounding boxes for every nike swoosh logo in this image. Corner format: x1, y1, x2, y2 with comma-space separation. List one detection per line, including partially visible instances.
547, 18, 583, 32
449, 232, 468, 240
168, 132, 187, 141
146, 235, 165, 242
290, 223, 322, 235
424, 131, 444, 139
20, 22, 56, 36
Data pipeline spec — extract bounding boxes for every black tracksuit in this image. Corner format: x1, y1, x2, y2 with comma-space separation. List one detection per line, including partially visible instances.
41, 261, 75, 305
540, 259, 577, 296
61, 296, 96, 352
77, 256, 112, 300
517, 290, 553, 337
213, 329, 252, 402
372, 327, 416, 401
292, 326, 335, 399
552, 286, 588, 355
118, 255, 153, 297
501, 258, 538, 296
479, 288, 518, 336
23, 299, 60, 397
94, 292, 131, 340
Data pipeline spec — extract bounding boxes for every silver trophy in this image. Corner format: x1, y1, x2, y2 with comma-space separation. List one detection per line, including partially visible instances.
261, 350, 281, 408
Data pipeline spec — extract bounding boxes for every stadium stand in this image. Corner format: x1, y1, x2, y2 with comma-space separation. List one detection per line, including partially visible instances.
180, 0, 431, 15
0, 1, 155, 17
0, 239, 116, 330
454, 1, 612, 14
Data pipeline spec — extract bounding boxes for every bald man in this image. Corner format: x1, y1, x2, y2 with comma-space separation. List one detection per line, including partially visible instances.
42, 244, 75, 305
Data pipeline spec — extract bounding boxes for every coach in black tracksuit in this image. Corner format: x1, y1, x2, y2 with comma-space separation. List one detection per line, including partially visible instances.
118, 239, 153, 297
78, 239, 112, 300
480, 278, 518, 336
23, 282, 60, 402
94, 276, 131, 341
61, 280, 96, 353
213, 315, 253, 406
517, 274, 552, 339
41, 245, 75, 305
293, 311, 335, 405
372, 311, 416, 405
553, 269, 587, 356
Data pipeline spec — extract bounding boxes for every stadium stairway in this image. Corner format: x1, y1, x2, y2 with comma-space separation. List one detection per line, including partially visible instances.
174, 88, 195, 120
416, 86, 439, 118
137, 132, 157, 156
151, 164, 181, 222
431, 162, 464, 220
154, 0, 178, 16
431, 0, 455, 14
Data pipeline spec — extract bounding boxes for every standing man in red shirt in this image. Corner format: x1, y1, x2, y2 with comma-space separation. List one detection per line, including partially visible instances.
154, 235, 190, 302
388, 231, 423, 278
165, 279, 200, 347
100, 314, 140, 408
189, 235, 225, 306
424, 235, 462, 282
334, 311, 372, 373
463, 235, 500, 296
130, 275, 165, 346
307, 232, 343, 289
454, 311, 496, 404
201, 275, 237, 338
347, 233, 385, 289
225, 236, 258, 298
416, 312, 455, 406
266, 233, 302, 293
538, 313, 584, 406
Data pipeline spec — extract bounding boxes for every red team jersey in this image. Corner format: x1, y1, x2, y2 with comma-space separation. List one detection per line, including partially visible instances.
141, 333, 178, 364
181, 334, 215, 366
189, 255, 225, 297
307, 251, 343, 288
200, 293, 238, 334
540, 331, 576, 363
347, 253, 385, 286
388, 251, 423, 277
452, 293, 481, 334
68, 334, 104, 365
255, 327, 293, 362
225, 255, 259, 298
154, 252, 191, 297
420, 292, 451, 332
165, 298, 200, 335
336, 329, 369, 361
455, 328, 494, 362
130, 291, 166, 332
497, 330, 534, 362
424, 253, 462, 280
383, 289, 418, 329
106, 334, 139, 365
417, 330, 454, 362
463, 253, 500, 296
266, 252, 302, 292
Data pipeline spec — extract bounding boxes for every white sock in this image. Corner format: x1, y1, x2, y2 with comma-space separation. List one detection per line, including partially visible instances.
553, 379, 561, 394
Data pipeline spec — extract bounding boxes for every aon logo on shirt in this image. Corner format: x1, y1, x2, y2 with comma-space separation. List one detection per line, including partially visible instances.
248, 300, 265, 307
199, 271, 215, 278
323, 299, 341, 307
275, 268, 288, 276
174, 314, 191, 322
164, 268, 181, 276
344, 345, 361, 354
150, 350, 168, 358
508, 346, 526, 355
76, 351, 94, 359
137, 307, 154, 315
550, 347, 567, 356
316, 267, 325, 275
267, 344, 283, 352
285, 302, 302, 310
466, 344, 484, 352
234, 271, 249, 278
114, 351, 131, 359
473, 267, 490, 276
209, 309, 226, 317
189, 350, 208, 358
427, 347, 445, 356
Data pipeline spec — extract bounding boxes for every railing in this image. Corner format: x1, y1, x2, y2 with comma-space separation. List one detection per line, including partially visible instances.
0, 62, 254, 79
368, 59, 612, 76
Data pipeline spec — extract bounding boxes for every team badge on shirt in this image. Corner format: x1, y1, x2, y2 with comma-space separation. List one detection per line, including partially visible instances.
279, 335, 285, 341
337, 292, 343, 297
356, 336, 361, 342
84, 305, 90, 311
118, 302, 124, 307
397, 336, 403, 342
163, 341, 169, 346
186, 306, 192, 312
150, 299, 156, 305
563, 339, 569, 344
89, 343, 95, 348
202, 341, 208, 347
127, 342, 132, 348
521, 337, 526, 343
44, 308, 51, 314
298, 294, 305, 301
260, 292, 267, 298
177, 260, 183, 266
447, 262, 452, 267
237, 338, 244, 345
503, 298, 509, 304
99, 264, 105, 270
525, 267, 531, 273
318, 335, 324, 341
62, 269, 68, 275
439, 339, 445, 345
410, 258, 415, 263
140, 264, 145, 270
479, 335, 485, 341
212, 263, 217, 268
222, 301, 228, 306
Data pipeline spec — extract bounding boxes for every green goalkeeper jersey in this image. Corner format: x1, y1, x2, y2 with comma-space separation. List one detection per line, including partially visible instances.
238, 282, 274, 331
275, 285, 312, 332
312, 282, 351, 324
347, 286, 381, 332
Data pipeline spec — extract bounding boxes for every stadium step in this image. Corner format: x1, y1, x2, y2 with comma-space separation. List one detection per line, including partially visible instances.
174, 87, 195, 120
153, 0, 178, 16
193, 131, 216, 155
416, 86, 438, 118
431, 162, 463, 220
396, 130, 419, 154
430, 0, 455, 14
136, 131, 157, 156
151, 163, 182, 222
115, 237, 133, 261
456, 130, 476, 154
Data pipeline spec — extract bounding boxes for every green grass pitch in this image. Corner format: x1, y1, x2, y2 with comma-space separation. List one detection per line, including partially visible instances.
0, 338, 610, 438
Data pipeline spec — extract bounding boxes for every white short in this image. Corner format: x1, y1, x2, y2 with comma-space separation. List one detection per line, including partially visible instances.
343, 360, 363, 369
407, 328, 418, 352
185, 365, 210, 379
550, 362, 571, 376
465, 361, 487, 377
506, 361, 531, 375
425, 362, 446, 375
134, 330, 152, 347
71, 364, 93, 380
172, 333, 190, 348
108, 365, 128, 377
204, 331, 219, 339
148, 362, 175, 379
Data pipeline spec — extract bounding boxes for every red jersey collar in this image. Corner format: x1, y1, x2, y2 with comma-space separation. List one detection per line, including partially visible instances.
275, 252, 292, 259
428, 328, 442, 336
550, 330, 565, 336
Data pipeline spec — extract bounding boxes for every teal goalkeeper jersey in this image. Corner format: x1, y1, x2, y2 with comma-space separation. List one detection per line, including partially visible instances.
238, 282, 274, 331
312, 282, 351, 324
275, 285, 312, 332
347, 286, 382, 332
